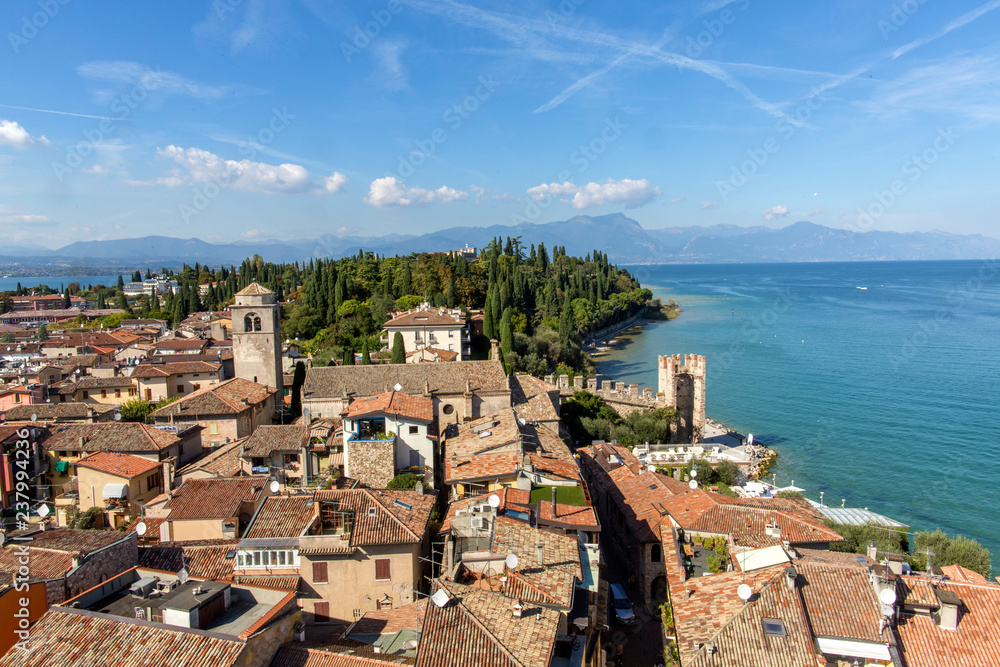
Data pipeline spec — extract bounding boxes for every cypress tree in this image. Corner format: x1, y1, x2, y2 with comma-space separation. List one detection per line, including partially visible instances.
446, 277, 456, 308
361, 341, 371, 365
343, 347, 355, 366
400, 263, 412, 295
500, 307, 513, 357
391, 332, 405, 364
483, 290, 495, 340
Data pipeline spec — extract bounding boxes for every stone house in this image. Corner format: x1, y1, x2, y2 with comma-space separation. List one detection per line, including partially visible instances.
148, 377, 278, 450
160, 476, 271, 543
301, 359, 510, 427
239, 424, 310, 482
0, 528, 137, 606
57, 376, 137, 405
131, 359, 224, 402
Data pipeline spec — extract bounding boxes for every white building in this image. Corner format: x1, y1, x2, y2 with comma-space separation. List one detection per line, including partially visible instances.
382, 303, 469, 361
341, 391, 435, 481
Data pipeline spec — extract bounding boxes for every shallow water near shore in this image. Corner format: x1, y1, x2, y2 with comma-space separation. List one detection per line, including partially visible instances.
595, 260, 1000, 575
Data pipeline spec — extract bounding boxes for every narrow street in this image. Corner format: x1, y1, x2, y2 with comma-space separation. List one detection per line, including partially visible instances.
601, 537, 665, 666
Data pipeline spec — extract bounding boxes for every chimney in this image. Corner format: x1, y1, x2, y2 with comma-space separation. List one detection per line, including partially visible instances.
785, 566, 797, 590
935, 588, 961, 631
489, 339, 499, 359
550, 486, 558, 518
536, 542, 545, 566
414, 481, 424, 495
867, 540, 878, 562
512, 599, 524, 618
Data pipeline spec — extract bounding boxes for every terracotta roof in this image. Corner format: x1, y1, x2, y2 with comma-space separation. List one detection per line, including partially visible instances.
490, 515, 581, 608
416, 581, 559, 667
384, 308, 463, 328
303, 360, 509, 400
442, 489, 599, 533
3, 402, 116, 421
150, 377, 277, 418
175, 439, 245, 477
163, 477, 266, 520
243, 424, 309, 456
127, 516, 165, 542
312, 489, 436, 546
896, 577, 1000, 666
406, 347, 459, 362
526, 454, 581, 484
0, 529, 133, 584
236, 282, 274, 296
271, 645, 398, 667
940, 564, 989, 583
245, 495, 316, 539
342, 391, 434, 424
76, 450, 163, 478
510, 375, 560, 423
444, 411, 522, 458
71, 376, 135, 389
132, 360, 222, 378
43, 422, 180, 453
444, 451, 520, 484
0, 608, 247, 667
350, 600, 427, 636
519, 423, 574, 465
138, 540, 237, 580
153, 338, 210, 351
685, 501, 844, 548
232, 574, 300, 591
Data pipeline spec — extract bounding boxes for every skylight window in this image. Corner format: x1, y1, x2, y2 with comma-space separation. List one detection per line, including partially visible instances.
762, 619, 787, 637
368, 507, 377, 517
394, 499, 413, 511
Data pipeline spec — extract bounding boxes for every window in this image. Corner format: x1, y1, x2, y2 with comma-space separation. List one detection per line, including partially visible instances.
209, 423, 219, 435
409, 425, 419, 435
82, 390, 89, 399
147, 472, 161, 492
375, 558, 391, 581
762, 619, 787, 637
13, 394, 20, 404
115, 388, 121, 398
129, 387, 137, 396
314, 601, 330, 623
176, 385, 184, 394
448, 329, 454, 338
144, 388, 152, 401
100, 389, 107, 399
448, 344, 454, 351
442, 404, 455, 415
651, 544, 662, 562
253, 551, 261, 566
312, 561, 328, 583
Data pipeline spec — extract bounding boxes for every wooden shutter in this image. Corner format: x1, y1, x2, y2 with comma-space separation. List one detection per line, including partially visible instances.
375, 558, 391, 581
312, 561, 328, 583
314, 601, 330, 623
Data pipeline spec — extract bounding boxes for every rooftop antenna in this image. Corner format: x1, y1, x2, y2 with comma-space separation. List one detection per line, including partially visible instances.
922, 547, 935, 573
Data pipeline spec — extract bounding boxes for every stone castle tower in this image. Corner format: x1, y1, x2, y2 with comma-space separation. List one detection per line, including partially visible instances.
231, 283, 283, 392
658, 354, 706, 443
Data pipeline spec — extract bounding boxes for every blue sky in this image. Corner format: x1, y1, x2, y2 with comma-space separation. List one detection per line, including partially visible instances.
1, 0, 998, 248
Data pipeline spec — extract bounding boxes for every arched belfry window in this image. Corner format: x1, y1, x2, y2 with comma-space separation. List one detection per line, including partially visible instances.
253, 316, 262, 331
244, 313, 262, 332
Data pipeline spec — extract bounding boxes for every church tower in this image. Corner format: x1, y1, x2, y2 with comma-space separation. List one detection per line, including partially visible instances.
231, 283, 283, 392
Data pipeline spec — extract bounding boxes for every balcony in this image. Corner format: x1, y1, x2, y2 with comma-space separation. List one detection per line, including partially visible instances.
347, 430, 396, 444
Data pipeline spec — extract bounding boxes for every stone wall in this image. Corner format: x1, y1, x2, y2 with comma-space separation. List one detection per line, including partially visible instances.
62, 533, 138, 604
345, 439, 395, 488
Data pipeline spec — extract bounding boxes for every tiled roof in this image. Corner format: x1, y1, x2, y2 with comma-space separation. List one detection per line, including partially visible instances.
940, 563, 988, 583
490, 515, 581, 608
685, 501, 844, 548
441, 489, 599, 532
384, 308, 463, 328
76, 450, 163, 478
71, 376, 135, 389
312, 489, 436, 546
510, 375, 560, 423
150, 377, 277, 418
163, 477, 266, 520
519, 423, 574, 465
416, 581, 559, 667
526, 454, 581, 484
0, 608, 247, 667
232, 575, 300, 591
132, 360, 222, 378
0, 529, 133, 584
342, 391, 434, 424
153, 338, 210, 351
43, 422, 180, 453
138, 540, 237, 580
271, 645, 398, 667
444, 411, 522, 458
444, 451, 520, 484
896, 577, 1000, 666
795, 562, 884, 643
245, 495, 316, 539
2, 402, 117, 422
175, 439, 245, 477
406, 347, 459, 362
127, 516, 165, 542
243, 424, 309, 456
236, 282, 274, 296
303, 360, 509, 400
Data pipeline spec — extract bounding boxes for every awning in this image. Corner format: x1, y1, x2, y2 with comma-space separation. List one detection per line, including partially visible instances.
102, 483, 128, 499
55, 460, 70, 473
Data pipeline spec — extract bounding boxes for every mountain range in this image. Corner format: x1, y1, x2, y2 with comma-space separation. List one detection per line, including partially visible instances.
3, 214, 998, 267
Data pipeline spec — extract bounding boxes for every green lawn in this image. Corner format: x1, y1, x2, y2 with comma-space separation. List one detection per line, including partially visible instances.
530, 485, 586, 506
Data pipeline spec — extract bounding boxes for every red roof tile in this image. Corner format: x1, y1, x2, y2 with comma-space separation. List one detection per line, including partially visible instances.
164, 477, 266, 520
76, 450, 163, 478
342, 391, 434, 424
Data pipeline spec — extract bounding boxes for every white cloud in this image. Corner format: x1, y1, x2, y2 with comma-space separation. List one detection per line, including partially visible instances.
471, 185, 519, 204
364, 177, 468, 208
0, 120, 51, 149
762, 204, 789, 220
526, 178, 661, 209
670, 196, 686, 204
76, 61, 262, 100
373, 41, 409, 91
84, 165, 109, 175
701, 201, 719, 209
156, 145, 347, 195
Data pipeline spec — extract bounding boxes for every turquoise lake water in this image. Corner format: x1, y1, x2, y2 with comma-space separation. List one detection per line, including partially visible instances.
596, 260, 1000, 574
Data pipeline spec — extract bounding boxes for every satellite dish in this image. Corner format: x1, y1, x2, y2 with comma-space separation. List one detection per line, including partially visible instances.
403, 640, 419, 650
430, 589, 451, 608
178, 568, 189, 584
488, 494, 501, 508
269, 480, 280, 493
135, 521, 147, 536
30, 413, 36, 422
37, 504, 50, 518
879, 588, 897, 606
689, 480, 698, 490
393, 383, 402, 392
737, 584, 752, 601
747, 433, 754, 445
690, 469, 697, 479
505, 553, 519, 570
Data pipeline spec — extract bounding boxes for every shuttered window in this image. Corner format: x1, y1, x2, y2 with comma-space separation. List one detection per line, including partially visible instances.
375, 558, 391, 581
312, 561, 328, 583
314, 601, 330, 623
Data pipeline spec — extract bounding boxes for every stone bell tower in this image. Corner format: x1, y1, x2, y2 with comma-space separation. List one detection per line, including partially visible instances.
231, 283, 283, 392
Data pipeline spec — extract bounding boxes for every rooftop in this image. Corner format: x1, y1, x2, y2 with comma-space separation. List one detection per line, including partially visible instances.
444, 411, 522, 459
43, 422, 182, 453
76, 450, 163, 478
244, 495, 316, 540
163, 477, 267, 521
0, 529, 134, 584
509, 374, 560, 423
303, 360, 509, 400
243, 424, 309, 457
311, 488, 436, 546
342, 391, 434, 424
151, 378, 277, 418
